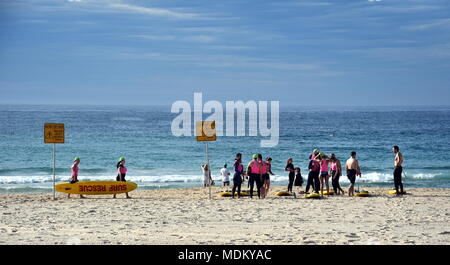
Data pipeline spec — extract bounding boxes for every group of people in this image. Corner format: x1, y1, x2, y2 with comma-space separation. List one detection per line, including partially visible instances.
204, 153, 275, 199
68, 156, 131, 199
298, 149, 358, 197
209, 145, 405, 198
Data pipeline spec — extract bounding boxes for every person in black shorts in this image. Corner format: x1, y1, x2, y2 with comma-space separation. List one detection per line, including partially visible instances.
330, 154, 344, 195
347, 169, 356, 185
392, 145, 405, 195
345, 152, 361, 196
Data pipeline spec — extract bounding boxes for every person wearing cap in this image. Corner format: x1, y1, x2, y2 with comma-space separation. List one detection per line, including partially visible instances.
114, 157, 131, 199
306, 152, 321, 194
220, 163, 231, 187
68, 157, 85, 198
310, 149, 320, 160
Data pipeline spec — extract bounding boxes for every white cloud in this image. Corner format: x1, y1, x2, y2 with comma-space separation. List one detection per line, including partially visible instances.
183, 35, 216, 43
339, 42, 450, 63
271, 1, 333, 7
109, 3, 199, 19
405, 18, 450, 31
293, 1, 333, 7
133, 34, 177, 41
176, 27, 228, 33
132, 34, 217, 43
207, 45, 254, 50
37, 0, 203, 20
115, 52, 330, 74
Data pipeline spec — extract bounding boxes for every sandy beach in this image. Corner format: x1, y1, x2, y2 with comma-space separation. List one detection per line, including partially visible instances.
0, 186, 449, 245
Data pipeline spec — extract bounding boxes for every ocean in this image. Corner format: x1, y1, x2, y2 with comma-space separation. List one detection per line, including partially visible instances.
1, 104, 449, 193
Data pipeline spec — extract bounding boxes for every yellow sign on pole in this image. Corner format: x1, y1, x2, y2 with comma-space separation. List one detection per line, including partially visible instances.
196, 121, 216, 199
44, 123, 64, 200
196, 121, 216, 142
44, 123, 65, 144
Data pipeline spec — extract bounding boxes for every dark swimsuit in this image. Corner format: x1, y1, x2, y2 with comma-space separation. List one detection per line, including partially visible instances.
347, 169, 356, 184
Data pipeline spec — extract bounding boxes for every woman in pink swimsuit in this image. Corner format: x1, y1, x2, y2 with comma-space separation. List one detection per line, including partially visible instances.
113, 157, 131, 199
330, 153, 344, 195
68, 157, 85, 199
318, 153, 331, 196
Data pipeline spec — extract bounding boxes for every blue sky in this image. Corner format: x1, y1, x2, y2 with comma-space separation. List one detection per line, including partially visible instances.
1, 0, 450, 106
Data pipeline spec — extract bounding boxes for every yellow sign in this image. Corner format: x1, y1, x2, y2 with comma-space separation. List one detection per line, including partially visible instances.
196, 121, 216, 141
44, 123, 65, 144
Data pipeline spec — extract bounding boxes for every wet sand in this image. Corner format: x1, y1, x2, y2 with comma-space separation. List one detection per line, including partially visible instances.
0, 186, 449, 245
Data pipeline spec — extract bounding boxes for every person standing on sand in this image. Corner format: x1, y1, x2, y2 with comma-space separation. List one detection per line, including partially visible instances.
318, 153, 331, 196
285, 158, 295, 193
257, 154, 268, 199
330, 154, 344, 195
220, 164, 230, 187
294, 167, 303, 193
345, 152, 361, 197
201, 164, 212, 188
306, 152, 320, 194
114, 157, 131, 199
262, 157, 274, 198
247, 154, 262, 199
392, 145, 404, 195
309, 149, 320, 189
68, 157, 85, 199
232, 153, 244, 199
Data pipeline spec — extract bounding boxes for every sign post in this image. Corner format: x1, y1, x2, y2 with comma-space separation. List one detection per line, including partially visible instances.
205, 141, 210, 199
44, 123, 65, 200
196, 121, 216, 199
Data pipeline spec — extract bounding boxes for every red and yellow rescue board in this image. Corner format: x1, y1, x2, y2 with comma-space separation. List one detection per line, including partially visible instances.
55, 181, 137, 195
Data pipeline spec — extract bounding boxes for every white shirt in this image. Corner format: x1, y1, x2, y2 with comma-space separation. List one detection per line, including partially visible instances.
220, 168, 230, 182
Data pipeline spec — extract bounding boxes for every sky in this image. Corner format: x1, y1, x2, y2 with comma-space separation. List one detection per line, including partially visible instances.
0, 0, 449, 106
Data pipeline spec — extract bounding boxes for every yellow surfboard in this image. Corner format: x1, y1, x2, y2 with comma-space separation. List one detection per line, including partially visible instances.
354, 191, 369, 197
274, 191, 292, 196
217, 191, 252, 197
305, 193, 320, 199
320, 190, 334, 195
387, 190, 406, 195
56, 181, 137, 195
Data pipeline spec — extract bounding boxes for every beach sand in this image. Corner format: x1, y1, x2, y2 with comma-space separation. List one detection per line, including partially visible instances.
0, 186, 449, 245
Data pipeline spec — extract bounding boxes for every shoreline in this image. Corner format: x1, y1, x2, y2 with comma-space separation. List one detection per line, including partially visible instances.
1, 185, 449, 196
1, 181, 449, 194
1, 186, 450, 245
